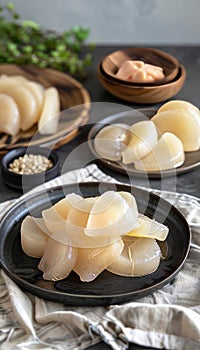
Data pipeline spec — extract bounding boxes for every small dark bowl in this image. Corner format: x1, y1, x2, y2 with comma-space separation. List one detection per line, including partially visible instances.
1, 146, 60, 192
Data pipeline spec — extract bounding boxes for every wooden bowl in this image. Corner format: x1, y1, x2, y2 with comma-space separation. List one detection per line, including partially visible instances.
101, 47, 179, 86
98, 64, 186, 104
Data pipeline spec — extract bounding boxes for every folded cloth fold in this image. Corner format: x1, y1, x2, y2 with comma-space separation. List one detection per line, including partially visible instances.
0, 164, 199, 350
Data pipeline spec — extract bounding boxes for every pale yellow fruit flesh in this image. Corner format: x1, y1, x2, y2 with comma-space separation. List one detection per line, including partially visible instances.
118, 191, 138, 214
94, 123, 129, 161
127, 237, 161, 276
24, 81, 44, 121
86, 191, 126, 228
67, 198, 93, 227
74, 238, 124, 282
38, 87, 60, 134
0, 93, 20, 135
134, 132, 185, 171
127, 214, 169, 241
0, 75, 62, 135
20, 190, 169, 282
152, 109, 200, 151
157, 100, 200, 114
4, 85, 39, 131
42, 194, 87, 246
42, 194, 82, 232
42, 194, 120, 248
0, 75, 28, 92
122, 120, 158, 164
49, 224, 122, 248
85, 191, 139, 238
54, 195, 82, 219
38, 237, 78, 281
21, 215, 48, 258
107, 237, 135, 277
116, 60, 164, 83
107, 236, 161, 277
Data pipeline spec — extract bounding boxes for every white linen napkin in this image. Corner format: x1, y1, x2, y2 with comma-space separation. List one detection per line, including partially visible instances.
0, 164, 199, 350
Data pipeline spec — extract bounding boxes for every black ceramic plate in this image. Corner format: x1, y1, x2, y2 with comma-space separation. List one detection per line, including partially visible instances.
0, 182, 190, 306
88, 108, 200, 178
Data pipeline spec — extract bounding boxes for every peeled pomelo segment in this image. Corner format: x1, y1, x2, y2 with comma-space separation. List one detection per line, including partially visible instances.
50, 227, 121, 248
94, 123, 130, 161
24, 81, 44, 121
67, 198, 94, 227
38, 237, 78, 281
38, 87, 60, 135
54, 194, 83, 219
152, 110, 200, 151
0, 93, 20, 136
29, 216, 52, 236
127, 237, 161, 276
86, 191, 125, 228
42, 193, 119, 248
42, 193, 82, 236
52, 198, 72, 220
42, 193, 82, 228
134, 132, 185, 171
107, 237, 135, 277
55, 195, 124, 249
127, 214, 169, 241
118, 191, 139, 231
74, 238, 124, 282
0, 74, 28, 81
21, 215, 48, 258
121, 120, 158, 164
157, 100, 200, 115
116, 60, 164, 83
49, 221, 122, 248
118, 191, 138, 215
107, 236, 161, 277
85, 191, 139, 238
4, 84, 39, 131
116, 60, 138, 80
0, 75, 28, 91
85, 197, 99, 204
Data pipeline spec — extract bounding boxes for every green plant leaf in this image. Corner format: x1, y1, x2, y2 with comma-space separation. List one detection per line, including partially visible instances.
0, 3, 93, 77
22, 20, 40, 29
6, 3, 15, 11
